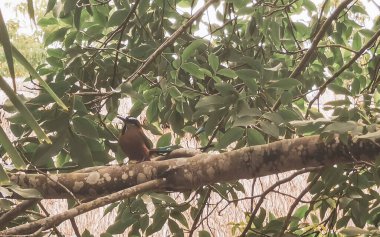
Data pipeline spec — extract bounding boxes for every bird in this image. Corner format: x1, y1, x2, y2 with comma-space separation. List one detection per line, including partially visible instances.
117, 116, 153, 163
117, 115, 189, 162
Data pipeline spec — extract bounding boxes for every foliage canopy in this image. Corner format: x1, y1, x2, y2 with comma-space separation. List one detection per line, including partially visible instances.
1, 0, 380, 236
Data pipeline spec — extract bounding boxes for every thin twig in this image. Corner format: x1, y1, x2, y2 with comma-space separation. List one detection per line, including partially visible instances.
278, 173, 321, 236
188, 188, 212, 237
305, 28, 380, 118
272, 0, 354, 111
111, 0, 140, 87
240, 167, 323, 236
0, 200, 39, 229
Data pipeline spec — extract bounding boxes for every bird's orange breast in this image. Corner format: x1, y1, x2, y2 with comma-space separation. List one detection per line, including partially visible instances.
118, 126, 150, 162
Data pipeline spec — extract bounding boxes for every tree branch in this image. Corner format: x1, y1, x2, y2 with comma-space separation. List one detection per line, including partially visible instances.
239, 167, 323, 236
0, 179, 166, 235
0, 199, 39, 229
6, 134, 380, 199
272, 0, 354, 111
125, 0, 218, 84
305, 28, 380, 118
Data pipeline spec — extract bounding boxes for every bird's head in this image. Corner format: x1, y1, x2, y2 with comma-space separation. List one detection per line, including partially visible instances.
117, 116, 141, 127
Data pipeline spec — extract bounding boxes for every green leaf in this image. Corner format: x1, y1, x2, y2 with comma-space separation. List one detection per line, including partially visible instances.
182, 39, 205, 62
64, 0, 76, 14
11, 45, 68, 111
45, 0, 57, 14
181, 62, 204, 79
236, 69, 259, 94
269, 78, 301, 89
293, 205, 308, 219
38, 17, 58, 27
157, 133, 172, 147
327, 84, 351, 95
33, 131, 68, 166
352, 32, 362, 51
146, 100, 159, 123
217, 68, 237, 78
204, 111, 223, 135
323, 121, 356, 134
44, 27, 69, 46
8, 186, 42, 199
72, 117, 99, 138
150, 193, 177, 204
107, 220, 129, 234
146, 207, 169, 235
208, 53, 219, 72
74, 7, 82, 30
168, 219, 184, 236
0, 75, 51, 143
247, 128, 266, 145
170, 211, 189, 228
108, 9, 129, 27
0, 164, 10, 185
217, 127, 245, 149
0, 186, 13, 197
351, 77, 360, 95
303, 0, 317, 12
340, 227, 370, 236
70, 134, 94, 167
259, 120, 279, 138
0, 10, 15, 81
198, 230, 212, 237
0, 126, 26, 168
129, 101, 145, 117
233, 116, 257, 127
280, 91, 293, 105
27, 0, 35, 22
195, 95, 226, 109
168, 86, 183, 101
215, 82, 238, 96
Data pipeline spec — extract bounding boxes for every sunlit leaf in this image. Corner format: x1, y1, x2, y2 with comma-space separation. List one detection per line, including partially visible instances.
11, 45, 69, 111
0, 126, 26, 168
0, 10, 15, 87
0, 75, 51, 143
182, 39, 206, 62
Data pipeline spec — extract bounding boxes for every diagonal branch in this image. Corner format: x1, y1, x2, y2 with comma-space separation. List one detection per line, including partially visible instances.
272, 0, 354, 111
0, 179, 166, 235
239, 167, 323, 236
125, 0, 219, 83
305, 28, 380, 118
189, 188, 212, 236
0, 199, 39, 229
111, 0, 140, 87
278, 173, 321, 236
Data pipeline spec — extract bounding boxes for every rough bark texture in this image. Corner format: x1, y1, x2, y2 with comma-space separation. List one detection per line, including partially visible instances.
7, 135, 380, 199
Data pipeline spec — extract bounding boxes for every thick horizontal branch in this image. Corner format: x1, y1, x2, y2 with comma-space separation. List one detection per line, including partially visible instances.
7, 135, 380, 199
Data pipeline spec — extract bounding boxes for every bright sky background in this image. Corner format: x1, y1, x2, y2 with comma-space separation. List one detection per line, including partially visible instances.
0, 0, 379, 37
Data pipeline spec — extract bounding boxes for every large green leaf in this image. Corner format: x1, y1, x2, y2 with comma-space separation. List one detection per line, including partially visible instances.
182, 39, 206, 62
0, 75, 51, 144
0, 164, 10, 185
0, 10, 15, 85
216, 127, 245, 149
10, 44, 68, 111
0, 126, 26, 168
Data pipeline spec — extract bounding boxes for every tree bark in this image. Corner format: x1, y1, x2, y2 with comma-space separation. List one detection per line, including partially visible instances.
7, 135, 380, 199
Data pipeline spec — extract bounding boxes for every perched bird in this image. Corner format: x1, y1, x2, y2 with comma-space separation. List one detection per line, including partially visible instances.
117, 116, 152, 162
117, 116, 187, 162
